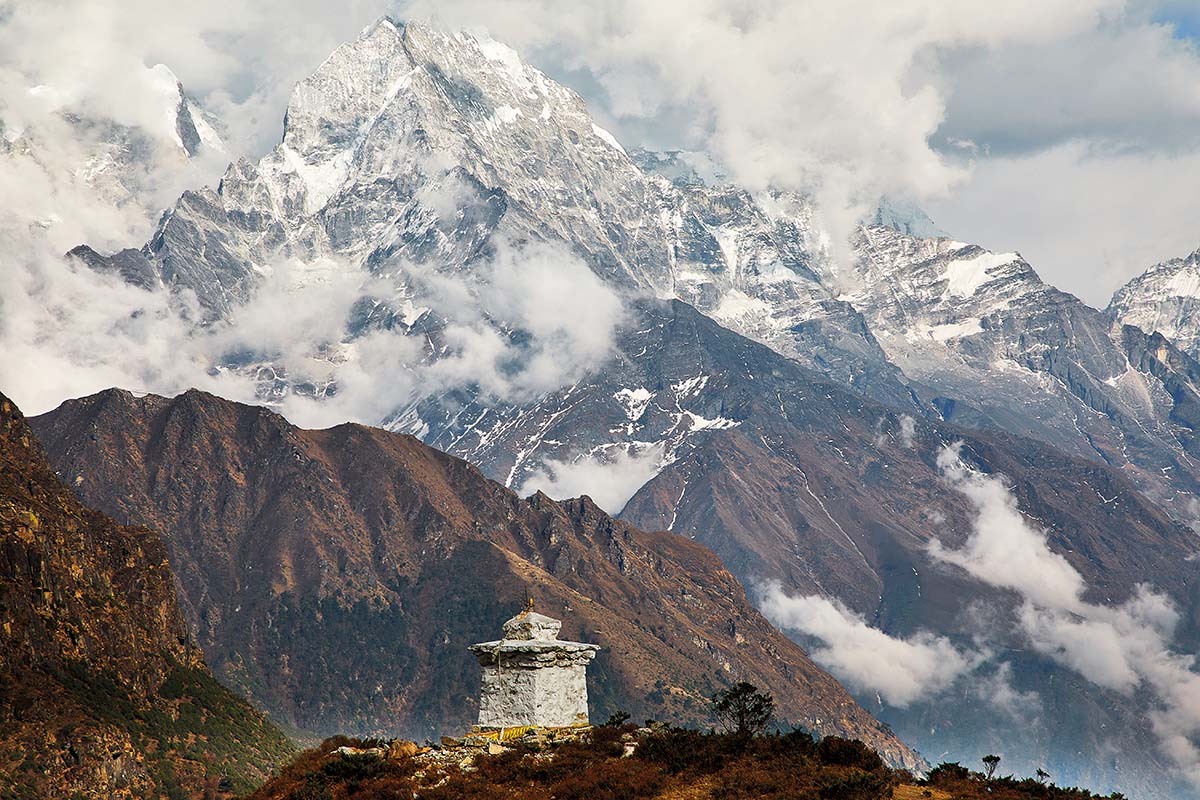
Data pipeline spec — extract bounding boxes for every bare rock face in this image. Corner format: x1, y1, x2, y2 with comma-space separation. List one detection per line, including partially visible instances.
470, 609, 599, 728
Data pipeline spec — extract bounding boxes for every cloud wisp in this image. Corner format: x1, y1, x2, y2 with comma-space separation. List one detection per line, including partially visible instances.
758, 580, 977, 708
934, 443, 1200, 786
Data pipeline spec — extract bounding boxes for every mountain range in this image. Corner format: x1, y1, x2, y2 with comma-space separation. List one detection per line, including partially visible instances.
14, 14, 1200, 800
72, 19, 1200, 525
29, 386, 919, 771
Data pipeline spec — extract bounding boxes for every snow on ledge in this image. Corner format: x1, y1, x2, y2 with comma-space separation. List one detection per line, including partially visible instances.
591, 124, 627, 156
943, 251, 1017, 299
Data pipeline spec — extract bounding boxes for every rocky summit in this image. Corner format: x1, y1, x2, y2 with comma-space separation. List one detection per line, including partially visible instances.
1110, 246, 1200, 359
0, 392, 292, 799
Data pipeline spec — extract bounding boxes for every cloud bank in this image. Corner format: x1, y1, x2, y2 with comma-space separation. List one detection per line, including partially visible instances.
0, 237, 626, 427
934, 443, 1200, 786
758, 580, 976, 707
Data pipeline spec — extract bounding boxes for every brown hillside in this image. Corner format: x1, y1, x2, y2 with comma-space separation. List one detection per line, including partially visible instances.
0, 392, 292, 798
32, 387, 920, 769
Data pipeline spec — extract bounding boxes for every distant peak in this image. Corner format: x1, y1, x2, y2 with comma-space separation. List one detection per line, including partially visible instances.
631, 148, 728, 186
870, 195, 946, 239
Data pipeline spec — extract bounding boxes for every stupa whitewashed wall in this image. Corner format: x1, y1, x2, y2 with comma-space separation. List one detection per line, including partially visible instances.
469, 608, 600, 728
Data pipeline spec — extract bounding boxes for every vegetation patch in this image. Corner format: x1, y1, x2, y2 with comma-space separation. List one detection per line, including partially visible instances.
249, 686, 1127, 800
55, 660, 295, 796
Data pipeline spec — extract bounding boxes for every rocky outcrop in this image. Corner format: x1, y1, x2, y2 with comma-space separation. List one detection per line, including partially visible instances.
0, 392, 292, 798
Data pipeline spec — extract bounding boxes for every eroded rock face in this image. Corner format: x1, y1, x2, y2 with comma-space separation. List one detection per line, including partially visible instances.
469, 609, 598, 729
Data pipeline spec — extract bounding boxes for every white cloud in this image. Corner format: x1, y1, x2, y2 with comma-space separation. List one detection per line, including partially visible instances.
0, 236, 626, 428
933, 20, 1200, 157
932, 446, 1086, 611
402, 239, 628, 407
757, 580, 976, 707
0, 239, 257, 415
0, 0, 390, 155
926, 143, 1200, 307
874, 414, 917, 448
518, 442, 664, 515
934, 443, 1200, 786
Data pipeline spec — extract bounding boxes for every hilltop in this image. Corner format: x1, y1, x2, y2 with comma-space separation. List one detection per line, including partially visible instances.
249, 725, 1130, 800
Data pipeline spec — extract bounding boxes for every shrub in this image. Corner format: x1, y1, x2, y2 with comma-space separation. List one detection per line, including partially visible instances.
926, 761, 971, 785
551, 757, 666, 800
637, 727, 734, 775
816, 736, 884, 771
818, 769, 895, 800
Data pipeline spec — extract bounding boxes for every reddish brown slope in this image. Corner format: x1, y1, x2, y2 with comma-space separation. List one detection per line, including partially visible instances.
0, 392, 292, 799
32, 388, 920, 769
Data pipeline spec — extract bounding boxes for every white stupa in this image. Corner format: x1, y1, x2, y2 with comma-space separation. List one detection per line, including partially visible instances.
468, 603, 600, 729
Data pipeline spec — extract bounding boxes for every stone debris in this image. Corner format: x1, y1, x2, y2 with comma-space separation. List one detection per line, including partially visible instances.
388, 740, 421, 759
333, 745, 386, 758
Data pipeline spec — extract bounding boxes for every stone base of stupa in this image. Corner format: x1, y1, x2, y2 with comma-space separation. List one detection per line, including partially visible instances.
468, 608, 601, 730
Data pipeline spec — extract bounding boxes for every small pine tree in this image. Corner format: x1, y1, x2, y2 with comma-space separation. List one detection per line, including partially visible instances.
603, 711, 631, 727
711, 682, 775, 738
982, 754, 1001, 780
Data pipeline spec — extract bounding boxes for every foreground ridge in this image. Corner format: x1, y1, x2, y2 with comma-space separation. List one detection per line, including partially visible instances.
0, 392, 294, 798
249, 725, 1131, 800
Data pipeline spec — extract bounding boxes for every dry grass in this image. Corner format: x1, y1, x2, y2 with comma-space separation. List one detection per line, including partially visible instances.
249, 730, 1128, 800
894, 785, 954, 800
654, 776, 717, 800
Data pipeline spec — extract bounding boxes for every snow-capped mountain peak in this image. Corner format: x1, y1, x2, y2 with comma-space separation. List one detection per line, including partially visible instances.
131, 17, 679, 317
75, 15, 1200, 524
1109, 247, 1200, 358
